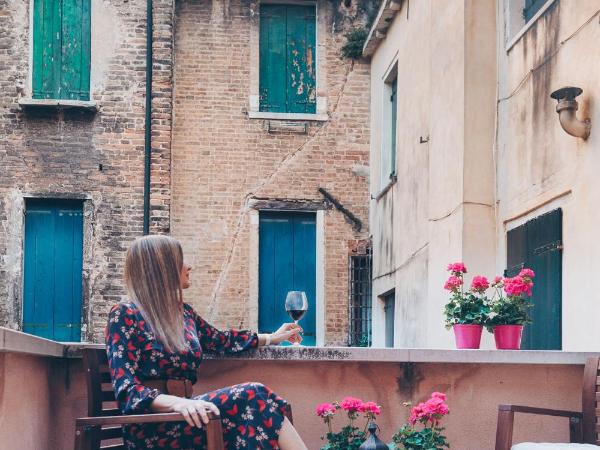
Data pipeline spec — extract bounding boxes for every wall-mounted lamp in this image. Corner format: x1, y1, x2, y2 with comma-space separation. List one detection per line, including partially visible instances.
550, 86, 591, 140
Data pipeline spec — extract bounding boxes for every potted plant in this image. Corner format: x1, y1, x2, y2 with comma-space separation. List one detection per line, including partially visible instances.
443, 262, 490, 349
391, 392, 450, 450
486, 269, 535, 350
316, 397, 382, 450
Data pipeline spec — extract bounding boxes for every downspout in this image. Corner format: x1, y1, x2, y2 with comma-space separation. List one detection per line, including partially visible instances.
143, 0, 153, 235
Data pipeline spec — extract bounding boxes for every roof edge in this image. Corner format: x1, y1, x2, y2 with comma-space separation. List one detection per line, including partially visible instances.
362, 0, 403, 58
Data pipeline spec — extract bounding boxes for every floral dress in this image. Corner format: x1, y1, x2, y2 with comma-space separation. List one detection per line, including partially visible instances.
105, 301, 288, 450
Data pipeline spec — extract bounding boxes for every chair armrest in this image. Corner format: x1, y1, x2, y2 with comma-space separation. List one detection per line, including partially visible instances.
499, 404, 583, 419
76, 412, 220, 427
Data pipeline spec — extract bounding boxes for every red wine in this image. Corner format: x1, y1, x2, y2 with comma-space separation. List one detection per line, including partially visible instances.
287, 309, 306, 321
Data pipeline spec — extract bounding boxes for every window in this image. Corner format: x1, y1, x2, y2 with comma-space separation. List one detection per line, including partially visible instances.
380, 74, 397, 189
382, 291, 395, 348
259, 4, 316, 114
506, 208, 562, 350
32, 0, 91, 100
348, 249, 372, 347
523, 0, 547, 22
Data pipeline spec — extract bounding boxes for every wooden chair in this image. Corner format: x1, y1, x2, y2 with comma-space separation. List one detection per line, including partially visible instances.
75, 348, 293, 450
495, 357, 600, 450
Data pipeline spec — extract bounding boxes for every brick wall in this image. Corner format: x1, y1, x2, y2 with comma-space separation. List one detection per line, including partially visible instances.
171, 0, 371, 345
0, 0, 174, 342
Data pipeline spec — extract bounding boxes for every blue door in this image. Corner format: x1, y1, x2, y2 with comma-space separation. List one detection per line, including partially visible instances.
23, 199, 84, 341
259, 211, 316, 345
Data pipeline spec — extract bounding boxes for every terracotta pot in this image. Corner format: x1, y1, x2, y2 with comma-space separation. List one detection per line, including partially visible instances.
453, 324, 483, 349
493, 325, 524, 350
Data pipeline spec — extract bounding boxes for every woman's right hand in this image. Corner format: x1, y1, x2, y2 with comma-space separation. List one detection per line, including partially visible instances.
170, 398, 220, 428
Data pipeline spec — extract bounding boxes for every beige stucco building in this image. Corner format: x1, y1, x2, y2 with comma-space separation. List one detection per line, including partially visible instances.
365, 0, 599, 351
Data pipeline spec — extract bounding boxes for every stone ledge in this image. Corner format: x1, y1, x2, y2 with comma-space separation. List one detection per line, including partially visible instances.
3, 328, 598, 365
247, 111, 329, 122
18, 98, 99, 111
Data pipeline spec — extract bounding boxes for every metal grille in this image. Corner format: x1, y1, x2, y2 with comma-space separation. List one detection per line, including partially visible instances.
348, 248, 372, 347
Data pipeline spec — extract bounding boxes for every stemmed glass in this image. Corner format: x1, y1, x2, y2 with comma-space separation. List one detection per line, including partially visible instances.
285, 291, 308, 346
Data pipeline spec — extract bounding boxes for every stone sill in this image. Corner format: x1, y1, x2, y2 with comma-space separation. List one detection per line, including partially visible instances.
248, 111, 329, 122
18, 98, 98, 112
3, 328, 598, 365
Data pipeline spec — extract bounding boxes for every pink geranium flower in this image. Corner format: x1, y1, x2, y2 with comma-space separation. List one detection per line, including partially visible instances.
316, 403, 337, 418
447, 262, 467, 274
339, 397, 363, 413
444, 275, 463, 292
358, 401, 381, 416
492, 276, 503, 286
470, 275, 489, 293
409, 392, 450, 425
519, 268, 535, 279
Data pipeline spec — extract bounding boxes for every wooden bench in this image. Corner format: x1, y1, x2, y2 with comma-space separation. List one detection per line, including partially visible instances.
75, 348, 293, 450
495, 357, 600, 449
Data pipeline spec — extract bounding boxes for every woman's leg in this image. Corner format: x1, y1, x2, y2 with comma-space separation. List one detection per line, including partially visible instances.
278, 417, 308, 450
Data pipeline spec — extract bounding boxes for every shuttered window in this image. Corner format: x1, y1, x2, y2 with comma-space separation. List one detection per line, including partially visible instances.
259, 4, 316, 113
506, 208, 562, 350
32, 0, 91, 100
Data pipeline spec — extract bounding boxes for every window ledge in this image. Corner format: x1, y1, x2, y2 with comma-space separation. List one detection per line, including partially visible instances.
505, 0, 557, 52
18, 98, 98, 112
373, 176, 397, 201
248, 111, 328, 122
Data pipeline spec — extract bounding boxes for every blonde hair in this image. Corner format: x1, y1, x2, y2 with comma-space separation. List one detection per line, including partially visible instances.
123, 235, 187, 352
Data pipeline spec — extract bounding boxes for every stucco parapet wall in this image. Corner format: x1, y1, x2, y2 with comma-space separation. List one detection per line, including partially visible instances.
362, 0, 403, 57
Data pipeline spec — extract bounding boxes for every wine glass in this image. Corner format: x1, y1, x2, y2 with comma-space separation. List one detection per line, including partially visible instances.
285, 291, 308, 346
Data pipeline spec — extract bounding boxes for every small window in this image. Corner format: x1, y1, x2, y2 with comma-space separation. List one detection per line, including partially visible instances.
523, 0, 547, 22
348, 249, 372, 347
32, 0, 91, 100
380, 73, 397, 189
382, 291, 395, 348
259, 4, 316, 113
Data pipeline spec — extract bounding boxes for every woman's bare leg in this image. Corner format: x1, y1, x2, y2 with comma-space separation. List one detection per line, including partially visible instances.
278, 417, 308, 450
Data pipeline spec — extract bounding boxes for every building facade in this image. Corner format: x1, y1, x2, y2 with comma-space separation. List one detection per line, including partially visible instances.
366, 0, 600, 350
0, 0, 372, 345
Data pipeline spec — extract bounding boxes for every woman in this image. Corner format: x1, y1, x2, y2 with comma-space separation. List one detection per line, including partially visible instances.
106, 235, 308, 450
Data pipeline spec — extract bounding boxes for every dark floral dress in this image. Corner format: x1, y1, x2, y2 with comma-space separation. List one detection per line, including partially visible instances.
105, 301, 288, 450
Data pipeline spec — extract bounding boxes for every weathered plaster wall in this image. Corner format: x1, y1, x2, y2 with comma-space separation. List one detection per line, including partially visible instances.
1, 350, 584, 450
0, 0, 174, 341
171, 0, 371, 345
496, 1, 600, 351
369, 0, 497, 348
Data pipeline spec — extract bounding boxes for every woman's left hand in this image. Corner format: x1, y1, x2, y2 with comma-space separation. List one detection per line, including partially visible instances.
270, 323, 303, 345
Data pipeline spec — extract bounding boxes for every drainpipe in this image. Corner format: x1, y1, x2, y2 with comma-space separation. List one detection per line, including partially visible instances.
143, 0, 153, 235
550, 86, 591, 140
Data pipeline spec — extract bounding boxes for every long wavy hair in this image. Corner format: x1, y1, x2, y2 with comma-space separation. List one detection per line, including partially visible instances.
123, 235, 187, 352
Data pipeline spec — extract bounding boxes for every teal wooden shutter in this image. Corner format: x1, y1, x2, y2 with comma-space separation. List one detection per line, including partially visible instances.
32, 0, 91, 100
258, 212, 317, 346
260, 4, 316, 113
384, 292, 395, 348
286, 5, 316, 113
260, 5, 287, 112
507, 209, 562, 350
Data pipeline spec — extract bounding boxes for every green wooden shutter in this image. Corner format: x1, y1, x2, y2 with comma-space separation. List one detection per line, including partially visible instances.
260, 4, 316, 113
260, 5, 287, 112
390, 77, 397, 177
286, 5, 316, 113
507, 208, 562, 350
32, 0, 90, 100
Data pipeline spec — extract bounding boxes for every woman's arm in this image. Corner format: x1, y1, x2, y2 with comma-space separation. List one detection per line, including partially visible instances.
105, 304, 160, 414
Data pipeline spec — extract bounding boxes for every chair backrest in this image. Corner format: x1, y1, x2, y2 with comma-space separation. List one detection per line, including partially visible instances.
582, 357, 600, 444
83, 348, 125, 449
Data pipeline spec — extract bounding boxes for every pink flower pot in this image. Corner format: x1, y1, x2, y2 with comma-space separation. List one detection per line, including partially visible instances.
453, 324, 483, 349
493, 325, 524, 350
